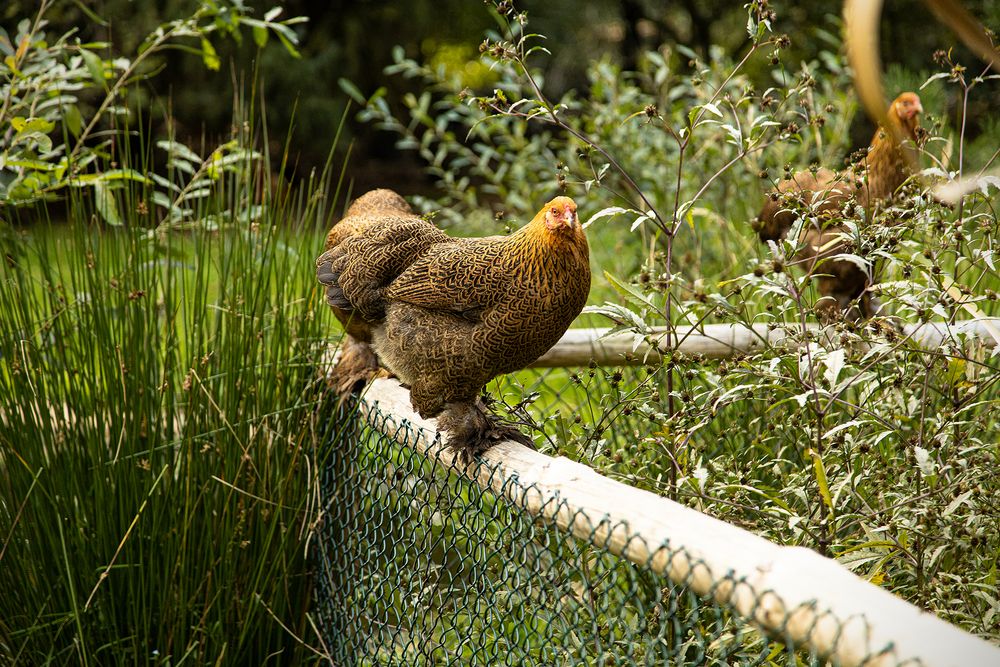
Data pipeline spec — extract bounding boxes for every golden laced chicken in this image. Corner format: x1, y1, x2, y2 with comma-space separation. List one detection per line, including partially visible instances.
755, 92, 923, 320
316, 194, 590, 463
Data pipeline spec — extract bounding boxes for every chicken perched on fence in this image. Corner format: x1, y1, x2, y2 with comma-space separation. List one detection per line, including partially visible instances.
755, 92, 923, 320
317, 194, 591, 463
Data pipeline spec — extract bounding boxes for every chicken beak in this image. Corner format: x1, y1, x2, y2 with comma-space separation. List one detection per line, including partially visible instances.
563, 210, 577, 229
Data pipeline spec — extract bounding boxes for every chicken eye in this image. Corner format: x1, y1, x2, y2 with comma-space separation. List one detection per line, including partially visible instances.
550, 207, 558, 214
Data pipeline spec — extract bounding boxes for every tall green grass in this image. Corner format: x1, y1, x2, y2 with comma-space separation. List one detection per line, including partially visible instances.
0, 169, 342, 663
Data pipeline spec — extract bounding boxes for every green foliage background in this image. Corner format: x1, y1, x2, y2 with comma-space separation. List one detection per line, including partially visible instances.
3, 0, 999, 190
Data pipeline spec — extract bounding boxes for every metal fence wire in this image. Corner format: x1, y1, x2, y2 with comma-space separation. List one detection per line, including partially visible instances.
313, 368, 919, 667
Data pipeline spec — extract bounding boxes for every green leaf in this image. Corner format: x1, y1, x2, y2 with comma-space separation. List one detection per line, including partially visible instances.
604, 271, 658, 310
913, 446, 934, 476
150, 190, 174, 210
209, 150, 261, 169
93, 181, 122, 226
17, 131, 53, 153
701, 102, 722, 118
273, 28, 300, 58
338, 78, 366, 105
808, 448, 834, 514
630, 211, 654, 232
200, 38, 220, 71
11, 117, 54, 134
5, 158, 59, 171
149, 173, 181, 193
156, 140, 202, 164
583, 206, 630, 228
4, 54, 21, 76
836, 540, 897, 556
268, 22, 300, 47
581, 301, 649, 332
25, 118, 56, 134
252, 25, 269, 48
64, 104, 83, 137
822, 348, 845, 387
179, 187, 212, 202
73, 169, 151, 185
944, 357, 966, 386
80, 48, 106, 89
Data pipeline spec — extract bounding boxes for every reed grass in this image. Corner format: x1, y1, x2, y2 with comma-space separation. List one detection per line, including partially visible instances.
0, 133, 344, 663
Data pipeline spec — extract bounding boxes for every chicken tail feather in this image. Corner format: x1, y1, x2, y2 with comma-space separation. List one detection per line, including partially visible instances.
316, 250, 352, 311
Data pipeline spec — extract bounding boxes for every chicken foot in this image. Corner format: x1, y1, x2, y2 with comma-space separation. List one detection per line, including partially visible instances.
436, 398, 535, 466
330, 336, 381, 398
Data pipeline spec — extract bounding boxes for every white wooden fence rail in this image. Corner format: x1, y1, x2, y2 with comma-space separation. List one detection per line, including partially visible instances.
530, 319, 1000, 367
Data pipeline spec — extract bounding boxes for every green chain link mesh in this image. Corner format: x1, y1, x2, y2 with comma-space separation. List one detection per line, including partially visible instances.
314, 368, 920, 667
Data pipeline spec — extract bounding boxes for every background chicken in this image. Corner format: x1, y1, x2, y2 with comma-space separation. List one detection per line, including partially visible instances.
318, 189, 450, 394
756, 92, 923, 320
316, 196, 590, 462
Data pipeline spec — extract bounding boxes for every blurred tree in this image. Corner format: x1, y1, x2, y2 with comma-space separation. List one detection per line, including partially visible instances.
4, 0, 995, 193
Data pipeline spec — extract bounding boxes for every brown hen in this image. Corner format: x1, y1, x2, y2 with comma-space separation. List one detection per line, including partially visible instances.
756, 92, 923, 320
317, 196, 590, 463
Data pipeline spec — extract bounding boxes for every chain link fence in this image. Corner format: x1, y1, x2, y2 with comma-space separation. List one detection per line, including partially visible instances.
313, 364, 998, 666
315, 406, 810, 665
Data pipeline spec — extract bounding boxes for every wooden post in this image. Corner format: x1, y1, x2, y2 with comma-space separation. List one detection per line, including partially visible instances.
358, 378, 1000, 667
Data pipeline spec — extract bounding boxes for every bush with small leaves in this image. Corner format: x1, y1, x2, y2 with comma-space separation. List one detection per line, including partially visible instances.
348, 0, 1000, 640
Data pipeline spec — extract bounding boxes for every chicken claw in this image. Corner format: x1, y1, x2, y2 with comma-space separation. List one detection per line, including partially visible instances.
437, 399, 535, 466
